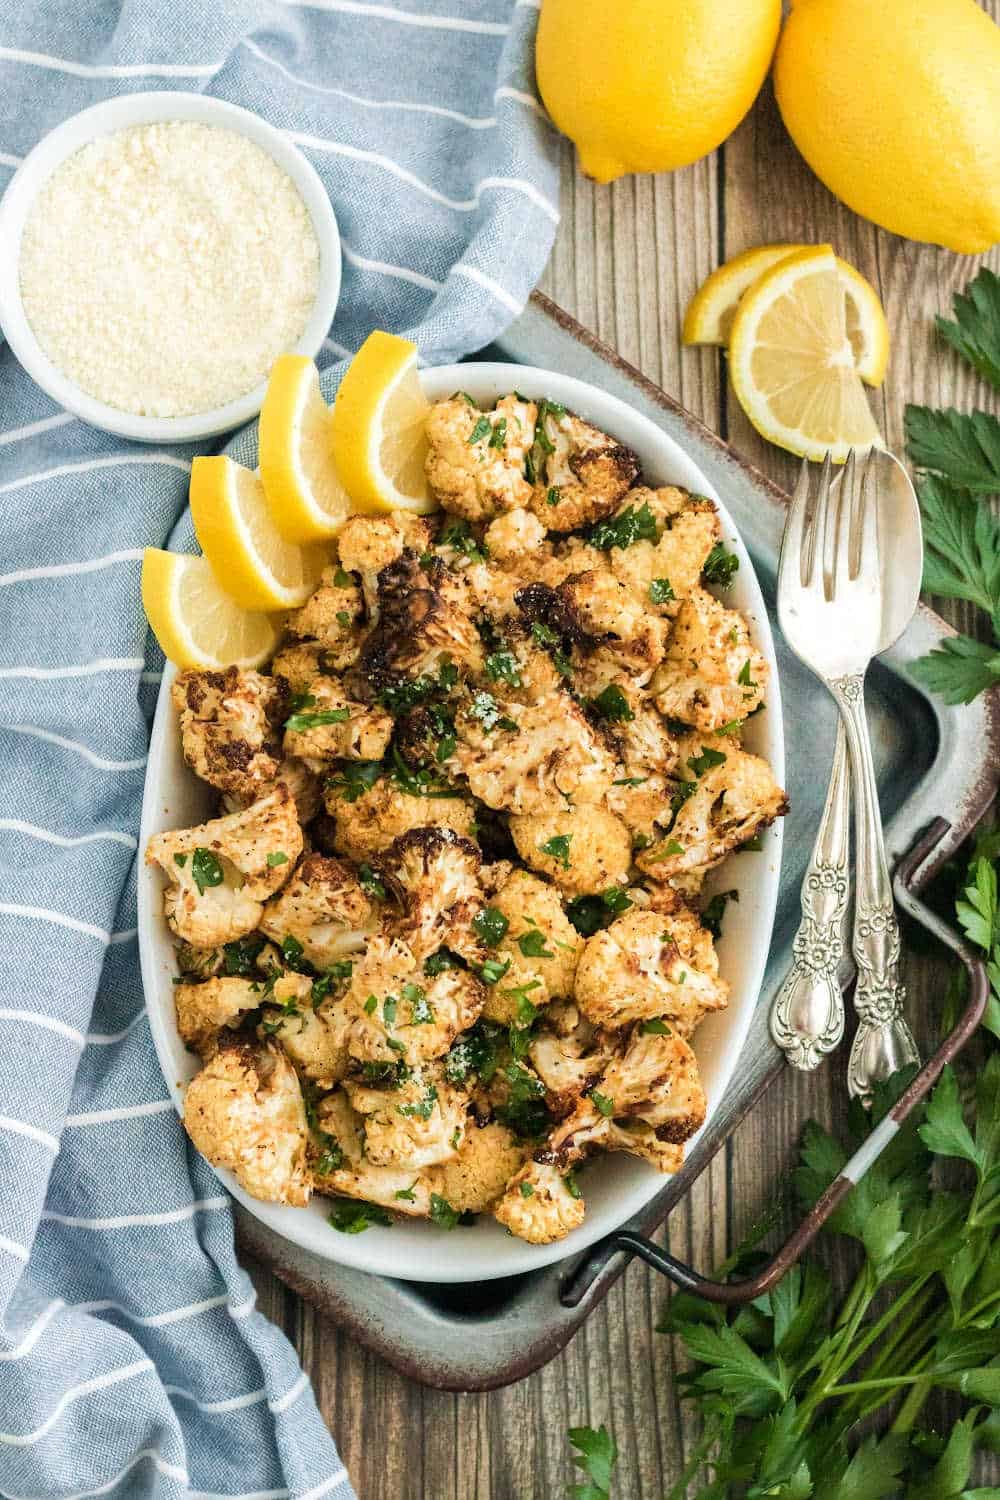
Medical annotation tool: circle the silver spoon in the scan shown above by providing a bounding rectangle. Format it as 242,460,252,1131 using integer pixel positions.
770,451,923,1088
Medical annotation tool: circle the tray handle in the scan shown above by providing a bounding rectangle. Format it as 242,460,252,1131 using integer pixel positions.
560,817,989,1309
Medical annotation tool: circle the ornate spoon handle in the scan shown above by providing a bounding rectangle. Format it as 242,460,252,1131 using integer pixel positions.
770,721,850,1069
831,671,920,1098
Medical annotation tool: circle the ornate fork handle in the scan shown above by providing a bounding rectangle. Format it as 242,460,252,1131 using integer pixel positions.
770,722,850,1069
831,671,920,1098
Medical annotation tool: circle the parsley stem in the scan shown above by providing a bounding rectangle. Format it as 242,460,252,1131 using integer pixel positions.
887,1360,936,1436
663,1414,724,1500
829,1283,938,1435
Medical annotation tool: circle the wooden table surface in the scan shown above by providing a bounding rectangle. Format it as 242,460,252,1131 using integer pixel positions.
245,50,1000,1499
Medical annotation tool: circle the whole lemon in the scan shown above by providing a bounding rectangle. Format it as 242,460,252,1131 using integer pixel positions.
774,0,1000,253
535,0,781,184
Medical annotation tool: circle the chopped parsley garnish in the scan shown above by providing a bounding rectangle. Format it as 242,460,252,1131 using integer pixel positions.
702,541,740,588
520,1181,535,1198
742,833,764,852
649,577,675,604
687,745,728,776
613,775,647,787
329,1199,392,1234
530,621,558,646
280,935,310,972
669,780,698,819
394,1182,418,1202
590,684,635,723
444,1019,504,1085
358,863,386,901
222,935,266,977
488,417,507,450
539,833,572,868
429,1193,460,1230
640,1018,671,1036
327,760,382,803
335,610,351,627
546,486,560,507
532,397,566,455
517,929,554,959
591,1091,614,1118
484,650,521,686
360,1059,411,1089
409,992,435,1024
473,907,509,947
190,847,223,895
424,948,461,977
440,518,488,563
397,1084,438,1121
333,567,354,588
738,659,757,689
266,851,288,868
285,707,350,732
645,838,686,864
311,961,352,1005
714,719,744,737
478,955,512,986
383,996,398,1026
363,994,378,1015
314,1144,344,1176
588,501,658,551
388,745,453,799
702,889,739,938
452,390,477,406
173,853,187,868
467,415,492,445
566,887,634,937
496,1062,550,1139
564,1171,582,1200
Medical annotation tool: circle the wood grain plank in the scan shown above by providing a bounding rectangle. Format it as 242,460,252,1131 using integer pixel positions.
251,26,1000,1488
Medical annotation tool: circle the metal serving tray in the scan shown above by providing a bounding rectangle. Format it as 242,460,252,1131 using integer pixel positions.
235,292,1000,1391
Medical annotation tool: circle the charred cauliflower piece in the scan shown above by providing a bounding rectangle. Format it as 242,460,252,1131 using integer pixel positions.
638,735,787,887
183,1041,310,1206
425,394,536,522
344,934,486,1065
147,788,302,947
600,1030,706,1142
260,977,351,1088
344,1063,468,1168
527,406,639,534
380,826,483,963
283,677,393,766
285,564,363,657
574,907,729,1033
174,976,261,1055
360,551,482,699
484,506,546,561
337,512,433,620
311,1091,439,1216
509,806,631,897
453,694,616,816
172,667,285,800
436,1121,526,1213
494,1160,585,1244
555,569,667,675
480,869,581,1023
651,588,768,732
259,853,375,968
271,641,337,695
527,1015,615,1118
608,488,722,614
325,776,476,863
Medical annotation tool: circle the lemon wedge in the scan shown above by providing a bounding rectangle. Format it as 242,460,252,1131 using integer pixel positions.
141,550,281,670
331,330,436,514
259,355,352,542
727,245,883,464
189,455,327,611
684,244,889,387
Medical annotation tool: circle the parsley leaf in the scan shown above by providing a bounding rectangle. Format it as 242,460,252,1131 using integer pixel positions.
701,888,738,938
905,405,1000,494
484,649,521,686
472,906,509,947
285,707,350,731
688,745,727,776
649,577,675,603
936,266,1000,391
517,929,553,959
191,847,223,895
328,1199,392,1234
702,540,740,587
429,1193,459,1230
910,635,1000,704
467,415,492,445
568,1425,618,1500
590,684,635,723
587,501,658,551
539,833,572,868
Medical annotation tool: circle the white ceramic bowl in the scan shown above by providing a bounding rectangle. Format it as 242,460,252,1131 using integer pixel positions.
138,363,785,1282
0,92,342,443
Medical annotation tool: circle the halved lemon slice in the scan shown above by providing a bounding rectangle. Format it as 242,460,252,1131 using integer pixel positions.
189,455,327,611
141,550,281,670
683,245,800,346
331,330,436,514
727,245,883,464
684,244,889,387
259,355,352,542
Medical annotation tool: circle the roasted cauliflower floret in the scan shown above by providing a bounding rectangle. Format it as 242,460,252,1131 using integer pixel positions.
425,394,536,522
555,570,667,674
172,667,285,800
528,1017,615,1118
509,806,631,896
311,1090,440,1216
261,978,351,1088
651,588,768,732
183,1041,310,1206
221,756,322,827
607,488,722,614
344,1064,468,1168
283,677,393,765
147,788,302,947
527,406,639,534
480,869,581,1023
343,933,485,1064
360,551,483,697
436,1121,526,1213
380,826,483,963
574,907,729,1033
638,735,788,887
259,853,375,968
325,776,476,863
453,695,616,815
271,641,334,695
336,512,433,620
285,564,363,655
174,976,261,1055
599,1031,706,1141
484,506,546,561
494,1159,585,1243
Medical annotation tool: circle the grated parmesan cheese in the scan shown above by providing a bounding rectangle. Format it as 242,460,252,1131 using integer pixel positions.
19,121,320,418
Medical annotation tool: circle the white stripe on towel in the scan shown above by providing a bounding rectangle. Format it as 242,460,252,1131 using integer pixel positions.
7,725,147,772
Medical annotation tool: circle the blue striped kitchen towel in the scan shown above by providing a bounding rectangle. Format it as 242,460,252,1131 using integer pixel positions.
0,3,559,1496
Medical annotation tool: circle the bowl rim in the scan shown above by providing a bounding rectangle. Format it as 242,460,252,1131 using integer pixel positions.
138,359,785,1282
0,91,342,443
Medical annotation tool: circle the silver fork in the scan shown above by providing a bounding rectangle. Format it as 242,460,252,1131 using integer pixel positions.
777,449,920,1098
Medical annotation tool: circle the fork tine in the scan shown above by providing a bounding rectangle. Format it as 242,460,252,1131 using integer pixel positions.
802,452,831,587
810,451,836,596
831,448,857,598
779,456,812,588
855,446,880,584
